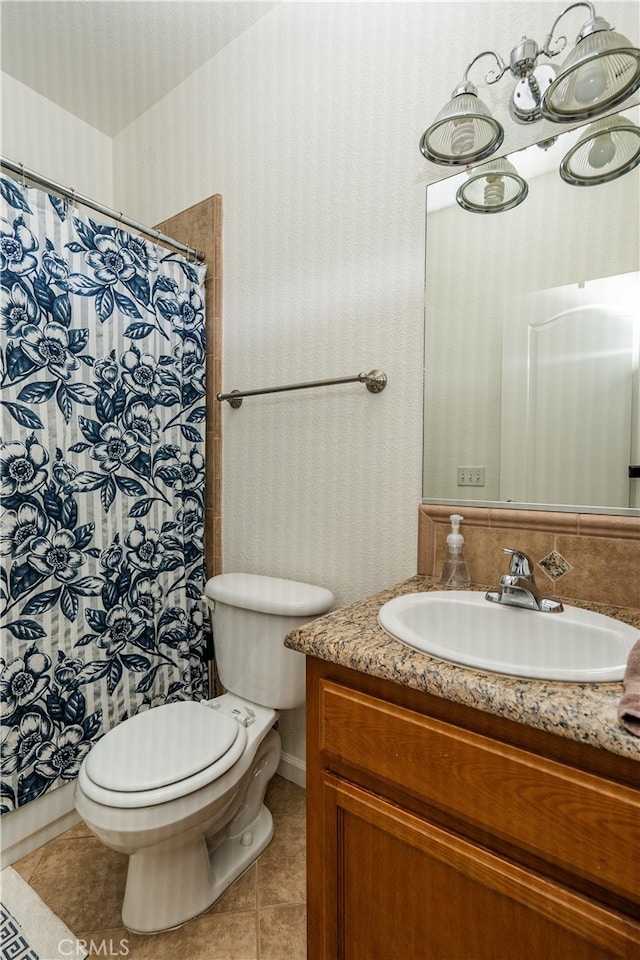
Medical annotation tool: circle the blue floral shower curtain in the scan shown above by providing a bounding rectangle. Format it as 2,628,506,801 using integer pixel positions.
0,175,208,813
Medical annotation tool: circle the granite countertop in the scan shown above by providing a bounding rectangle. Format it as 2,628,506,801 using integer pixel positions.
285,576,640,762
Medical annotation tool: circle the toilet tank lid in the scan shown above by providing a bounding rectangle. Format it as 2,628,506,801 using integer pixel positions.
205,573,333,616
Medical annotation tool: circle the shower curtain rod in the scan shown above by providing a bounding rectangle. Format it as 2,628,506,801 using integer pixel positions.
0,156,205,262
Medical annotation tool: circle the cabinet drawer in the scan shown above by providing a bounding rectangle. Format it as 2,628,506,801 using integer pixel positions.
319,680,640,905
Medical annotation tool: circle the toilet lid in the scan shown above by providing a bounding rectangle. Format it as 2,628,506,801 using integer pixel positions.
85,701,240,792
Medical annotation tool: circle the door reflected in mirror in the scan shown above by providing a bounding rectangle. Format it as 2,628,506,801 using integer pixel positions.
423,107,640,514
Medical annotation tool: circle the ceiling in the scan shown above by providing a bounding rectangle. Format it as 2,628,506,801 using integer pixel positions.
0,1,279,136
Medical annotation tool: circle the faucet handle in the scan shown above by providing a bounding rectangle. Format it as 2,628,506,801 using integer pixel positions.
502,547,535,580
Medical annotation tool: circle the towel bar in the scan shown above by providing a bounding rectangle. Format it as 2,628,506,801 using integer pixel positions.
216,370,387,408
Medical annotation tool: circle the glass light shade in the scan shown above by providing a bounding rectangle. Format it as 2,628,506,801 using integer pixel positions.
456,157,529,213
559,114,640,184
420,85,504,165
541,20,640,122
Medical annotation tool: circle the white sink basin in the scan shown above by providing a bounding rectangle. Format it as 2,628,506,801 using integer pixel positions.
378,591,638,682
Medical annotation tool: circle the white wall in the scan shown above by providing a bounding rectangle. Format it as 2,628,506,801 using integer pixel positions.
1,72,113,203
113,0,435,608
109,0,640,768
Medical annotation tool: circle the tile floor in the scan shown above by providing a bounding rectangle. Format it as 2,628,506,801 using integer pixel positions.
12,775,307,960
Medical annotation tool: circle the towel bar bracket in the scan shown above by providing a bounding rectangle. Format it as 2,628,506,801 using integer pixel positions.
362,369,387,394
226,391,244,409
217,369,387,408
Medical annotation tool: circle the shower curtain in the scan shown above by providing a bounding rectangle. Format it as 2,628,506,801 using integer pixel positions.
0,175,208,813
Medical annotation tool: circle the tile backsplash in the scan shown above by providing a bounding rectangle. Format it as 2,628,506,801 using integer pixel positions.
418,504,640,609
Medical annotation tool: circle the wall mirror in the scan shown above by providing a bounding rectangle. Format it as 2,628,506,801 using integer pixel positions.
423,105,640,515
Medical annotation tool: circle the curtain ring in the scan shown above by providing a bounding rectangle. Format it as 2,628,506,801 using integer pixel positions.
19,163,26,186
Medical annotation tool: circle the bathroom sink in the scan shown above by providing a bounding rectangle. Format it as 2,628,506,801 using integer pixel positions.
378,591,638,682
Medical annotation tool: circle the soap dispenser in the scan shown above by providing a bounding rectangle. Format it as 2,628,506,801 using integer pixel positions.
439,514,471,588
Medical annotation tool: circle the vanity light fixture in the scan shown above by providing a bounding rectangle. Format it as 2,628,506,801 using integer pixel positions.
456,157,529,213
541,10,640,121
559,113,640,183
420,2,640,166
418,62,505,166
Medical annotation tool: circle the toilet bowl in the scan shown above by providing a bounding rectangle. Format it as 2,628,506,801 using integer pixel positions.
74,573,333,934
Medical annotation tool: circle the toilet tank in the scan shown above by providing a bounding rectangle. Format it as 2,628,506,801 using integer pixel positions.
205,574,334,709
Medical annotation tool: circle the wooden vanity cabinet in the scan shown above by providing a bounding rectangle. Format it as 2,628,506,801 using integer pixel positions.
306,658,640,960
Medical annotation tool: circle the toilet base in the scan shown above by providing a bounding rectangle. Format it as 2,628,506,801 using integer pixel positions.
122,804,274,934
121,727,281,933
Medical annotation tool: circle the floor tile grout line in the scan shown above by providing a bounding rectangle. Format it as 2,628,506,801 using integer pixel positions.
255,906,262,960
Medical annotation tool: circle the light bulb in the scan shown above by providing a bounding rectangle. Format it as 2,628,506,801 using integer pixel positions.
450,118,476,157
484,175,505,206
587,132,616,168
573,58,608,104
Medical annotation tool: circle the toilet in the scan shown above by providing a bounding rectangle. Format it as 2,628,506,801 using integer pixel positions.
74,573,333,934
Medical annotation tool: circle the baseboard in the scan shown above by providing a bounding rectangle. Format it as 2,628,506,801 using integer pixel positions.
277,751,306,789
1,781,80,868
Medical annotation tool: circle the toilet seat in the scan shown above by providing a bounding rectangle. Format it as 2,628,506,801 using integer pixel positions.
79,701,248,809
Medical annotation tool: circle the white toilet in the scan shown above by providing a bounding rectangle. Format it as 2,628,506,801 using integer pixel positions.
74,573,333,934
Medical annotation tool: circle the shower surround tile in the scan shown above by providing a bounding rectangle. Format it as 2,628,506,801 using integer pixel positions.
158,194,223,579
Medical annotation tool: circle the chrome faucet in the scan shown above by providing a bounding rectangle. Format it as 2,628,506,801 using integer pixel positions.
485,548,564,613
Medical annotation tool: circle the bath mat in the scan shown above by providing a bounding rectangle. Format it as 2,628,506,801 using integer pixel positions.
0,866,87,960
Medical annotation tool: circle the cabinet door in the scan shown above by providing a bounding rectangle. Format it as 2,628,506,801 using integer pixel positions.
316,775,640,960
319,679,640,905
